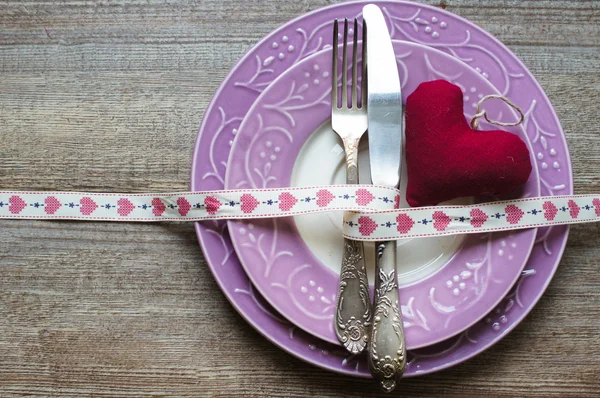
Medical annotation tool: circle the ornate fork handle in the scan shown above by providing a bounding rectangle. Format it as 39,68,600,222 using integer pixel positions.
331,17,370,355
368,241,406,392
334,137,372,354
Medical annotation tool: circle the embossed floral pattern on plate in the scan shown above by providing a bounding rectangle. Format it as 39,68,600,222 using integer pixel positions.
192,1,571,377
225,41,540,349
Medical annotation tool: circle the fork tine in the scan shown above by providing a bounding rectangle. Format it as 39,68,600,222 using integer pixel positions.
351,18,358,108
332,20,338,109
361,19,367,109
342,18,348,109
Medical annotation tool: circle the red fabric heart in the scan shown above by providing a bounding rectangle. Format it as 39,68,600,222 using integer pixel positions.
405,80,532,207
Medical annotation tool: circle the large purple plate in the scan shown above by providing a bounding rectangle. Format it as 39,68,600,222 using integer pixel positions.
224,41,540,349
192,1,571,377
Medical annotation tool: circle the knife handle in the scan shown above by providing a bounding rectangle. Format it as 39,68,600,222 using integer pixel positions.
368,240,406,392
334,137,372,354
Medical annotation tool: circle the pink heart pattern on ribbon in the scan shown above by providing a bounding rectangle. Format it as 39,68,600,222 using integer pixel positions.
568,199,580,219
470,208,488,228
505,205,524,224
432,211,451,231
316,189,335,207
240,194,259,214
80,197,98,216
9,196,26,214
396,214,414,234
117,198,135,216
177,197,192,216
358,216,377,236
356,189,374,206
152,198,166,216
543,201,558,221
204,196,221,215
279,192,297,211
45,196,62,215
394,195,400,209
1,187,599,241
593,198,600,216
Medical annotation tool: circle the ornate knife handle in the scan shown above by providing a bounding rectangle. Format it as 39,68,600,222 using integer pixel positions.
368,240,406,392
334,137,372,354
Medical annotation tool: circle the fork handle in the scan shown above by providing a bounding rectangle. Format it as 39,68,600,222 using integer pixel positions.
368,240,406,392
343,137,360,185
334,137,372,354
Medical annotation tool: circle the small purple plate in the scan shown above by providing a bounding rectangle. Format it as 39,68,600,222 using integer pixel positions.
192,1,571,377
225,40,540,349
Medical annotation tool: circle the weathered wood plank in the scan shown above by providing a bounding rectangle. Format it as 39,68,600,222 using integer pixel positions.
0,0,599,396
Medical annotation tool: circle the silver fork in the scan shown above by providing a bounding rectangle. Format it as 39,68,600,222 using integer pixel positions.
332,18,371,355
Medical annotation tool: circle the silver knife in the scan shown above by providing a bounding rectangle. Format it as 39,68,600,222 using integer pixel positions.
363,4,407,393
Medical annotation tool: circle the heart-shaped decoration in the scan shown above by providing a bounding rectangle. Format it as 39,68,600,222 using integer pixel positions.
593,198,600,216
204,196,221,215
568,199,580,219
394,195,400,209
396,213,414,234
117,198,135,216
470,208,488,228
355,189,374,206
405,80,532,207
432,211,451,231
80,197,98,215
543,201,558,221
358,216,378,236
177,197,192,216
240,194,259,214
152,198,166,216
44,196,61,215
9,196,26,214
316,189,335,207
505,204,524,224
278,192,297,211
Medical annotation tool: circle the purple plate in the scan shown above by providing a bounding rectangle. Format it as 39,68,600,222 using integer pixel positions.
224,40,540,349
192,1,571,377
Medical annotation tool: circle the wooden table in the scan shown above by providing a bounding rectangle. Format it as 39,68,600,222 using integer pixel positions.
1,1,599,396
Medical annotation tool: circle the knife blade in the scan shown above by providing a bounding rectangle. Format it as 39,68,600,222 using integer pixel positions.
363,4,407,392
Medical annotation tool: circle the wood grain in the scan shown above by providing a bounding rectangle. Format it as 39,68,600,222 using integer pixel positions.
0,0,599,396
